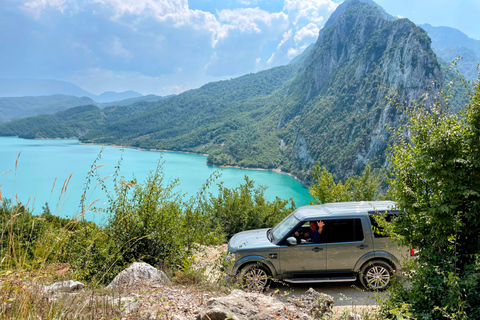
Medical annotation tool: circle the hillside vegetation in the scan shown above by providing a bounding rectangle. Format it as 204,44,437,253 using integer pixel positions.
0,95,96,123
0,0,472,184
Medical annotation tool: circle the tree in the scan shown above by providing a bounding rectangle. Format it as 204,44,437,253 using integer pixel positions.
207,176,295,239
384,76,480,319
309,163,382,204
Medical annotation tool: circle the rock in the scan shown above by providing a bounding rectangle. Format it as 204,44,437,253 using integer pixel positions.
113,296,139,315
349,312,363,320
197,289,312,320
107,262,170,289
44,280,85,293
288,288,334,318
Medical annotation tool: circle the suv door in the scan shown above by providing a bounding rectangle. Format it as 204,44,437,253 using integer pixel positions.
325,217,373,274
279,241,327,278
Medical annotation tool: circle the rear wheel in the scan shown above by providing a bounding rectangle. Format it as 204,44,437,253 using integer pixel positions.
238,263,271,291
360,260,393,291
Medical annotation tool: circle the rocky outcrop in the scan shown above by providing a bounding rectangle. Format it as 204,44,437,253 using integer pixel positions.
197,288,335,320
107,262,170,289
43,280,85,294
287,287,334,318
279,0,443,179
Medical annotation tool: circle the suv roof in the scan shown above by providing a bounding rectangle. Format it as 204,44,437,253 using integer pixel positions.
293,201,397,221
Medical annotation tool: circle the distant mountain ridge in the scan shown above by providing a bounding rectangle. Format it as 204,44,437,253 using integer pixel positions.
420,24,480,80
0,0,460,183
0,79,143,103
95,91,143,103
0,95,96,123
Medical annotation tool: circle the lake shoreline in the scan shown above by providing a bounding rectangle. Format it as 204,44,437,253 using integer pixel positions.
79,142,307,187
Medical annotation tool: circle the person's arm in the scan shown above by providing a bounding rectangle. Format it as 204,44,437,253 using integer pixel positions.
311,221,325,243
317,220,325,233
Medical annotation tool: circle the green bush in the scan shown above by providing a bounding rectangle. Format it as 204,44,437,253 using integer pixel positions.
309,163,383,204
206,176,295,239
384,74,480,319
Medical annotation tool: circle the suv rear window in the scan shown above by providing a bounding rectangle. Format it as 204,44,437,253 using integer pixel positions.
368,211,398,238
325,218,364,243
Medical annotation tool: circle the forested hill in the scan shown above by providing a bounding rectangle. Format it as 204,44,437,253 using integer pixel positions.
0,63,300,142
0,95,96,123
0,0,460,183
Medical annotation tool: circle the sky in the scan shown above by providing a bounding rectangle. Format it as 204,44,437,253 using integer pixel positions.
1,0,479,96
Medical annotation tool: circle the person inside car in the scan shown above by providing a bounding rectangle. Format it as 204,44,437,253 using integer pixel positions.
294,220,325,243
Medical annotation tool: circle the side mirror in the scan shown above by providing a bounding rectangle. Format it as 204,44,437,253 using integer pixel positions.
286,237,297,246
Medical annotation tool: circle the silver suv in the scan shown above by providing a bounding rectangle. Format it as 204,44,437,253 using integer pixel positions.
226,201,408,290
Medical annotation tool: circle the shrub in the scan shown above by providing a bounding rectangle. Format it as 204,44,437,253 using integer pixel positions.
384,74,480,319
206,176,295,239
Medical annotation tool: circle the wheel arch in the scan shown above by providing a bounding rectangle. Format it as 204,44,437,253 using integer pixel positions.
354,251,401,273
233,255,277,277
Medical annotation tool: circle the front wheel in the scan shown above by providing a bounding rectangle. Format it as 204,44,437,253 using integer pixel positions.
238,263,271,291
360,260,393,291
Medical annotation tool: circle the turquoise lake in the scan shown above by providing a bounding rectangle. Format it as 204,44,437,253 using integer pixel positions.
0,137,312,223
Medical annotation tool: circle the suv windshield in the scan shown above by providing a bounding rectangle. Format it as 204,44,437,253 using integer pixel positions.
271,213,299,242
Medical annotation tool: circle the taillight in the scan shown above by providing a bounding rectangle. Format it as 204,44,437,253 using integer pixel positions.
410,244,415,256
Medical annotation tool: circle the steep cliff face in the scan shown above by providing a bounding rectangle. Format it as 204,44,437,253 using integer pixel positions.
278,0,442,180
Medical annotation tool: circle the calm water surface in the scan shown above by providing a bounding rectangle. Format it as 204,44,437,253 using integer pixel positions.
0,137,312,223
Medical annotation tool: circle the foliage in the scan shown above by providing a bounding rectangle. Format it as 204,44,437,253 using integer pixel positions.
206,176,296,239
309,163,383,204
383,74,480,319
1,147,295,285
0,199,77,270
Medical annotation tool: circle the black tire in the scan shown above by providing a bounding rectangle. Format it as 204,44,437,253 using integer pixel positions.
359,260,393,291
238,263,271,291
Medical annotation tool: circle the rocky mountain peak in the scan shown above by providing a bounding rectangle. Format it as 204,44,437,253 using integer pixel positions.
302,0,440,102
278,0,443,179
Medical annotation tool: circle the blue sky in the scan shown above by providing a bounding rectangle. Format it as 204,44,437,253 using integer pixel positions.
1,0,479,96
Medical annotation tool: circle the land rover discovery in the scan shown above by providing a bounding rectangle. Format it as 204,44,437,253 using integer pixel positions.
226,201,408,290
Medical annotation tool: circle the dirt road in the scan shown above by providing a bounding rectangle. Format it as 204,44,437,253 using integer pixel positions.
274,281,385,307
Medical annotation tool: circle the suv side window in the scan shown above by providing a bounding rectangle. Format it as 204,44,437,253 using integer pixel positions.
325,218,364,243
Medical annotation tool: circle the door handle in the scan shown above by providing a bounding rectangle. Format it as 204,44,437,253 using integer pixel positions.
357,244,368,250
312,247,323,252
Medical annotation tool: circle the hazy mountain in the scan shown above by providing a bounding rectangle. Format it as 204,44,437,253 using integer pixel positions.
420,24,480,80
0,79,95,99
95,91,143,103
0,0,456,182
99,94,173,108
0,79,144,103
0,95,96,123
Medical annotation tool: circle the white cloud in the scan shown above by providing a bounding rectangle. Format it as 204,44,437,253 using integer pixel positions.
23,0,67,17
294,23,319,43
218,7,288,33
105,36,132,59
16,0,341,92
283,0,337,26
267,29,292,64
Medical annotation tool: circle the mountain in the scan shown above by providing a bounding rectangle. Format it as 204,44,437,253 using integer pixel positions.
0,79,145,103
0,0,450,183
0,64,299,139
95,91,143,103
0,102,161,139
0,95,96,123
0,79,95,99
420,24,480,80
99,94,174,108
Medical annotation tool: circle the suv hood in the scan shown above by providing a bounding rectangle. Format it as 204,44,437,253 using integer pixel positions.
228,228,274,251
